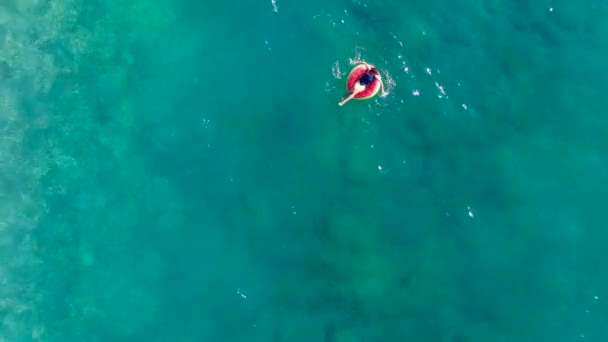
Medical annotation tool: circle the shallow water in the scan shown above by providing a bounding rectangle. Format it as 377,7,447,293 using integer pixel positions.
1,0,608,341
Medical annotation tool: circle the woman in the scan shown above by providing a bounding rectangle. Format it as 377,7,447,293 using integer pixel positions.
338,62,384,106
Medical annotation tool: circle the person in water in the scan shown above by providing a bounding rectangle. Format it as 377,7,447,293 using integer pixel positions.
338,62,385,106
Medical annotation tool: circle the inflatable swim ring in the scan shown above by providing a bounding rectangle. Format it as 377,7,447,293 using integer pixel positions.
346,63,382,100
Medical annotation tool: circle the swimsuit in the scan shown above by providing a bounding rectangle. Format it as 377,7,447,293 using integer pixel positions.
359,73,375,86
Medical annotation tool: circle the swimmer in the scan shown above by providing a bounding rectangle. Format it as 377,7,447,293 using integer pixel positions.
338,62,385,106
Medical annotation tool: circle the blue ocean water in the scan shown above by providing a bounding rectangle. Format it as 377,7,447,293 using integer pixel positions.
1,0,608,341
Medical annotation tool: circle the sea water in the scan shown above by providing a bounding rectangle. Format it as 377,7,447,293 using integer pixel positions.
1,0,607,341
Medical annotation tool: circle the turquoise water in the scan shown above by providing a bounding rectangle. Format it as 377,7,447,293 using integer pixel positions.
2,0,608,340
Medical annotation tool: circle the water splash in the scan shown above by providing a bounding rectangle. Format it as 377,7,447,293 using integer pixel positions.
381,70,395,98
332,61,343,79
348,51,364,65
390,32,404,47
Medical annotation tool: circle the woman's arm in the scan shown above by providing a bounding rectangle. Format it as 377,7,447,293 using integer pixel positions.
358,61,371,69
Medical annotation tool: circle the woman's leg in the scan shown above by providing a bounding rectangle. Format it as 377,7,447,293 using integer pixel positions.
339,83,366,106
338,91,356,106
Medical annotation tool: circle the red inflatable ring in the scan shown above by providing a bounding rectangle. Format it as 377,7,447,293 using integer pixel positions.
346,63,382,100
